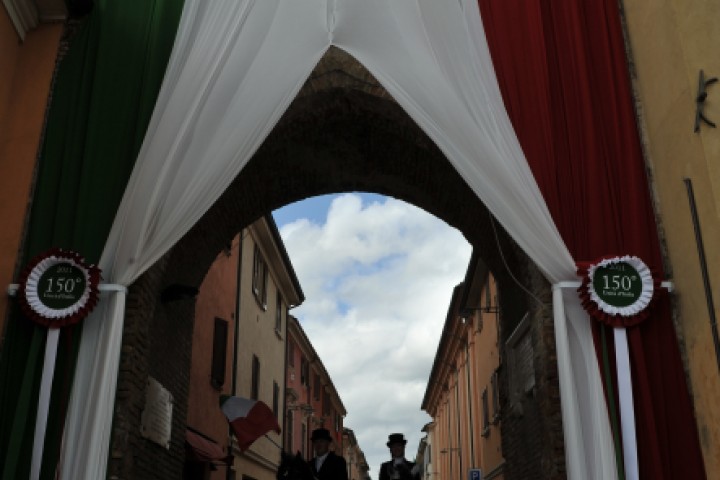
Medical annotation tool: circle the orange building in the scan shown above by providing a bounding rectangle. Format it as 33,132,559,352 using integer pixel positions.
0,4,64,335
422,254,504,480
186,215,304,480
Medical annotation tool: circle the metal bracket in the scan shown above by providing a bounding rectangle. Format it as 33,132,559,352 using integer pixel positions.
695,69,718,132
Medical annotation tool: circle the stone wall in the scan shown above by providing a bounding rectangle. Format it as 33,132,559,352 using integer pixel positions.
108,47,566,480
498,256,565,480
109,254,196,480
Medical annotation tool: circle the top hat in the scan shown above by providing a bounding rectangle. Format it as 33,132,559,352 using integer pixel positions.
311,428,332,442
386,433,407,447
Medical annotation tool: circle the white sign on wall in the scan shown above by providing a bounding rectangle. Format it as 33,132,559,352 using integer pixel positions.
140,377,174,449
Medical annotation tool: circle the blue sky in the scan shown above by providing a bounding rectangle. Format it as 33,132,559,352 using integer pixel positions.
272,192,472,479
273,192,387,227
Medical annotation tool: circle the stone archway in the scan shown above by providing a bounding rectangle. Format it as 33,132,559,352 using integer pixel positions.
109,48,565,480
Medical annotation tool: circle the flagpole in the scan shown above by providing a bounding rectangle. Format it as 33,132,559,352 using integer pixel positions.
264,433,283,451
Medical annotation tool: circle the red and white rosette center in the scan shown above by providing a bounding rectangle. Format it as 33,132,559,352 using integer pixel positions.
18,248,101,328
578,255,660,328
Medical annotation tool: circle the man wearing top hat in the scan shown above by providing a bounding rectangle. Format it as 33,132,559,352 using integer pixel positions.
309,427,348,480
379,433,421,480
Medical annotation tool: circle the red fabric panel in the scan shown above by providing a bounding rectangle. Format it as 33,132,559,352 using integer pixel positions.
478,1,706,478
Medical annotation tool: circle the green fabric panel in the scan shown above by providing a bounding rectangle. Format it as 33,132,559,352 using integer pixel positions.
0,325,43,480
0,1,184,478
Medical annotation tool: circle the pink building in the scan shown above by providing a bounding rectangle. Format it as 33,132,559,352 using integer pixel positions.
285,315,346,460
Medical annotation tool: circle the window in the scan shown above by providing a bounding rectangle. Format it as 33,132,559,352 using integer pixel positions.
313,374,321,400
273,381,280,418
301,358,309,386
301,424,307,458
210,318,228,390
275,292,283,332
286,410,294,451
252,245,268,309
481,388,490,437
251,355,260,400
491,370,501,423
485,279,493,310
323,390,330,416
288,341,295,367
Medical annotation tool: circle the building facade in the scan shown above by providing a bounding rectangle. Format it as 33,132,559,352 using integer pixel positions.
422,255,505,480
620,3,720,473
186,216,304,480
0,3,64,334
418,424,434,480
285,315,346,460
342,428,370,480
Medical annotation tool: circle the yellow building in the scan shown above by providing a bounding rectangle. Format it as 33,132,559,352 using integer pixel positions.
422,255,504,480
231,217,304,480
621,2,720,473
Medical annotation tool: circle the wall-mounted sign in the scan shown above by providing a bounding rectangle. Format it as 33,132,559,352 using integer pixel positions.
140,377,174,449
577,255,660,327
17,248,101,328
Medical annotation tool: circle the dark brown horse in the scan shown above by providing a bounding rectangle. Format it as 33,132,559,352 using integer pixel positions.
277,451,317,480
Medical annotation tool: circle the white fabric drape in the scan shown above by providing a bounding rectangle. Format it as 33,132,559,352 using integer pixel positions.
60,1,616,479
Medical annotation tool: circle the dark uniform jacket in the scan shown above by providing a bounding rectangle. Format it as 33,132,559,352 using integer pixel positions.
310,451,348,480
379,459,420,480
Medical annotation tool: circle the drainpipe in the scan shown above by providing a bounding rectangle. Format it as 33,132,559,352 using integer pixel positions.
455,368,462,478
684,178,720,374
447,400,453,480
465,338,475,466
227,231,244,480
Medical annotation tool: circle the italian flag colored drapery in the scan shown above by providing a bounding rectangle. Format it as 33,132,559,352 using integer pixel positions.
0,1,705,479
0,2,183,479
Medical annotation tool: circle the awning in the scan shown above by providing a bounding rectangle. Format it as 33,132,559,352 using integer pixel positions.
185,430,227,463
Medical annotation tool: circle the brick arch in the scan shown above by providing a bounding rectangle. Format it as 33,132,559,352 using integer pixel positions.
110,48,564,480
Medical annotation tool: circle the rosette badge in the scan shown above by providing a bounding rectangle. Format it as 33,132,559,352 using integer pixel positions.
577,255,661,328
18,248,101,328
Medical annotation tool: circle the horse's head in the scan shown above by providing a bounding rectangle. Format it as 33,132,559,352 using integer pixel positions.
277,451,316,480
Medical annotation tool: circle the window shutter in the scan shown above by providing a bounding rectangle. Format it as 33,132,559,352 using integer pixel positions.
210,318,228,389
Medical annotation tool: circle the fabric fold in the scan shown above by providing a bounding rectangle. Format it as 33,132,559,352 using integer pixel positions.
60,1,616,479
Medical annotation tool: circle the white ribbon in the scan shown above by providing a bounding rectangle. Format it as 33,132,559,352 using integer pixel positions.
614,327,638,480
5,283,126,480
29,328,60,480
553,281,672,480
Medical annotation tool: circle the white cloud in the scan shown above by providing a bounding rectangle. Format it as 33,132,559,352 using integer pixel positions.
277,193,471,478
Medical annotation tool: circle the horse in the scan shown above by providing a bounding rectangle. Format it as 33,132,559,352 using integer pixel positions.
277,451,318,480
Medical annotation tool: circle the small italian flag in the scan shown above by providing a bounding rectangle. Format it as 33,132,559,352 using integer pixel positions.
220,396,281,451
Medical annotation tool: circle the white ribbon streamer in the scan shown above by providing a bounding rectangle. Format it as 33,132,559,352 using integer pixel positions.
614,327,638,480
29,328,60,480
554,281,670,480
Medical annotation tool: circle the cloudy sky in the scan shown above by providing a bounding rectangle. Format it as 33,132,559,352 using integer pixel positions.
273,192,472,479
